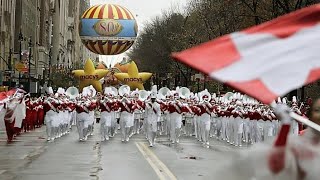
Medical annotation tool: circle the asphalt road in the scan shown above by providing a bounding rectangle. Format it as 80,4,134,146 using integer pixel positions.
0,124,243,180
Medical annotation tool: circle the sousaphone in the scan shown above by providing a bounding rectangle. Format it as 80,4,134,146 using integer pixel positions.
158,87,170,100
119,85,130,96
138,90,149,101
66,87,79,99
178,87,191,99
223,92,234,101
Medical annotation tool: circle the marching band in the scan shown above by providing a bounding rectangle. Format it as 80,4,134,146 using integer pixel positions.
0,85,308,148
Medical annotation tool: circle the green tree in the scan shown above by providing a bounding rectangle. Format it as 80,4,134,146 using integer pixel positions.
128,0,318,92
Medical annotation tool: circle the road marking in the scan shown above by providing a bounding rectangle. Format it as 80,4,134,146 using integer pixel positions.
136,142,166,180
140,143,177,180
136,142,177,180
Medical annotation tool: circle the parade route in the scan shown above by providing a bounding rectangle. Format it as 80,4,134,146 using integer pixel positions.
0,124,242,180
0,0,318,179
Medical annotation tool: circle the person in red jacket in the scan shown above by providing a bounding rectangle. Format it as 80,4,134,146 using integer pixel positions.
267,97,320,179
3,98,19,142
37,99,44,127
24,96,33,132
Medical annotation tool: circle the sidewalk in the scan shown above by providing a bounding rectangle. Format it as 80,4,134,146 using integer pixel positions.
0,126,48,179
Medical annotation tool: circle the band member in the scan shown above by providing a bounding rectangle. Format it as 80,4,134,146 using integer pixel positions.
13,93,26,135
145,93,161,147
183,99,194,137
43,96,59,141
99,95,114,141
167,92,183,144
132,91,144,135
198,90,213,146
118,93,134,142
87,98,97,137
76,99,89,141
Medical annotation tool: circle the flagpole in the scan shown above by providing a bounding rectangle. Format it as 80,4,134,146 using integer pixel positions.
289,112,320,133
270,103,320,133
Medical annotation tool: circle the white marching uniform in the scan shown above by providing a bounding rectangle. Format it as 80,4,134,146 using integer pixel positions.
145,100,161,147
119,98,134,142
99,98,114,141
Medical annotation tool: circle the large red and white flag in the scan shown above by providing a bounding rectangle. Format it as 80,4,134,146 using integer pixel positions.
172,4,320,104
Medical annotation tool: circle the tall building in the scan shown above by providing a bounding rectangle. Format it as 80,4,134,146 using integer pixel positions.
0,0,98,90
0,0,17,85
37,0,51,80
13,0,42,91
51,0,69,66
78,0,98,64
51,0,97,69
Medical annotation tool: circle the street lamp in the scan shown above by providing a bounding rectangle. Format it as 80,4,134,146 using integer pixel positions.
28,36,33,92
48,48,52,85
8,48,12,87
18,31,23,84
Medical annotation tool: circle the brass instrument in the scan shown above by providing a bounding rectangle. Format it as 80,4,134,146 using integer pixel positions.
178,87,190,99
138,90,149,102
66,87,79,99
104,86,118,96
157,87,170,100
199,90,211,102
119,85,130,97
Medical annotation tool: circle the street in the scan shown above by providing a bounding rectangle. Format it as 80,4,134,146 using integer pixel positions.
0,124,242,180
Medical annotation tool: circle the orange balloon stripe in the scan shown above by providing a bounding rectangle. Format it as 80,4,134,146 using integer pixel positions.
115,41,128,54
108,4,113,19
89,6,99,18
110,42,120,54
84,44,95,54
88,42,100,54
113,5,124,19
119,6,132,20
110,5,118,19
102,42,109,55
123,43,133,52
116,6,126,19
113,41,124,54
120,6,134,19
107,41,114,55
124,41,133,51
82,8,91,18
102,5,109,19
93,41,103,54
82,4,134,20
92,5,103,19
98,4,106,19
86,44,97,54
82,5,98,18
97,41,106,54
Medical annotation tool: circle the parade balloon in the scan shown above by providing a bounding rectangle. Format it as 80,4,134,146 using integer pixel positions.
114,62,130,73
79,4,138,55
104,67,121,86
72,59,108,92
114,61,152,90
96,62,107,69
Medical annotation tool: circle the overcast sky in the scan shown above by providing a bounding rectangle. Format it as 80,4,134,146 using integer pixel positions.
90,0,188,66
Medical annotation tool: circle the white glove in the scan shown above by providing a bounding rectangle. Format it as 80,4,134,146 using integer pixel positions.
273,104,292,123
